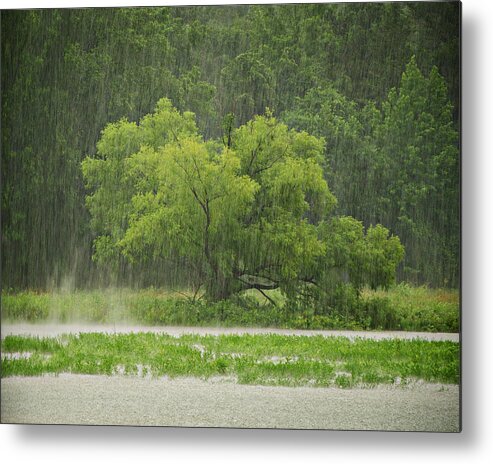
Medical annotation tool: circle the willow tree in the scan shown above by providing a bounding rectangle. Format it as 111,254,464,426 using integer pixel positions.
82,98,403,302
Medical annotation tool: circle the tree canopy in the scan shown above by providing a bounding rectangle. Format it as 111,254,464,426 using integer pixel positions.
82,99,404,302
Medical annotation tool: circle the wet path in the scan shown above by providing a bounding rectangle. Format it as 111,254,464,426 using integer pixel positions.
1,374,460,431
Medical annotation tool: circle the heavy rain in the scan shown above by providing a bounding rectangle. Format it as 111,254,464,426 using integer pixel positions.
1,2,460,431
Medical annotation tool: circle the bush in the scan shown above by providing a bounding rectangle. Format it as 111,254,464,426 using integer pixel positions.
325,284,360,318
358,296,397,330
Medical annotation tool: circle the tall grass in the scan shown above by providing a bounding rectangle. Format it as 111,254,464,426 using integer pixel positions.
361,284,459,332
1,284,459,333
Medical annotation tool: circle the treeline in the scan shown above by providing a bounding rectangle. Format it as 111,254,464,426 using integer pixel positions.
1,3,460,290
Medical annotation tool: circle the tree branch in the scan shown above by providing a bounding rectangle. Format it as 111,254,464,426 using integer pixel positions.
256,288,277,306
251,144,289,176
236,275,279,291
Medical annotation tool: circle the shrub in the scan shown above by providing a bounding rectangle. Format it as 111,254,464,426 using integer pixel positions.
359,296,398,330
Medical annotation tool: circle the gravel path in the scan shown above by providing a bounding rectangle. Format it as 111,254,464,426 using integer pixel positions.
0,374,460,431
1,323,459,342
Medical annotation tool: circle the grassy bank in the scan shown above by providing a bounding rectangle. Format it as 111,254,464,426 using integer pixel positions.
1,284,459,332
1,333,459,387
361,285,459,332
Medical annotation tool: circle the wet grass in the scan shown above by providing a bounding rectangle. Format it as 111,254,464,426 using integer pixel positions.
1,285,459,333
1,333,459,388
363,284,460,332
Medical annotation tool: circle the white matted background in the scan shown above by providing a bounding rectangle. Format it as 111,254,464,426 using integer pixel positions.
0,0,490,462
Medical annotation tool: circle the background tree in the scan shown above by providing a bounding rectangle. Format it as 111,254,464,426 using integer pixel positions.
283,58,459,286
376,57,459,285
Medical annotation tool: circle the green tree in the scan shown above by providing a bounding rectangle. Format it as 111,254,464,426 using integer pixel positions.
283,58,459,287
82,99,403,302
377,57,459,285
282,86,383,223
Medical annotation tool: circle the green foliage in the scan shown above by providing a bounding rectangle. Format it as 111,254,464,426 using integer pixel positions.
376,57,459,285
84,101,255,298
2,4,459,291
358,297,397,331
1,332,460,386
1,292,50,321
285,58,459,287
319,217,404,291
2,285,459,333
82,99,406,302
220,50,275,126
363,284,459,332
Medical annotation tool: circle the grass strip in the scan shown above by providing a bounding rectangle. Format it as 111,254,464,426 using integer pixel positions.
1,285,460,332
1,333,459,388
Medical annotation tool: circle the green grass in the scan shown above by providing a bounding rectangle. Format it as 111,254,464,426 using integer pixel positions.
1,284,459,332
361,284,460,332
1,288,190,324
1,333,459,388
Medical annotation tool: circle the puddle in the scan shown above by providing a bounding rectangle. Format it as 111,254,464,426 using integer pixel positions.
2,352,34,360
261,355,299,364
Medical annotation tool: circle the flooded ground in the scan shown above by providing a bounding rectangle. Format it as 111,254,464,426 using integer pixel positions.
1,323,460,431
1,374,460,431
0,323,459,342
